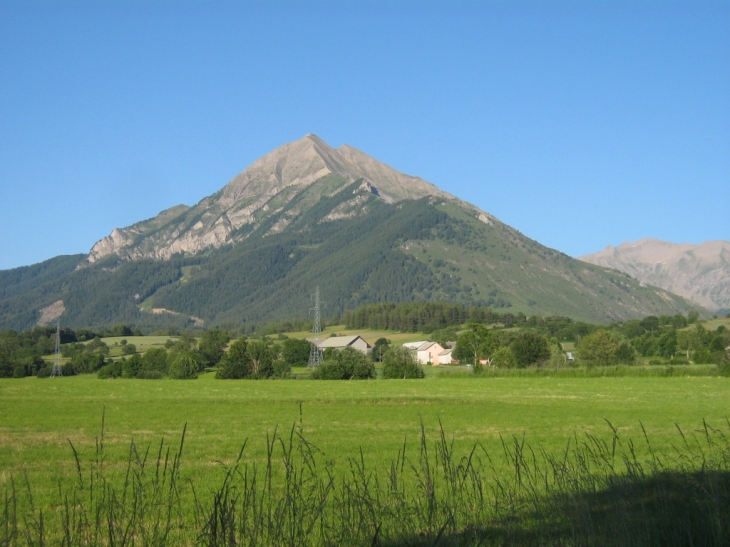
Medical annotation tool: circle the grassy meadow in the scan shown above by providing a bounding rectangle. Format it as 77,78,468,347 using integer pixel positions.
2,374,729,495
2,373,729,544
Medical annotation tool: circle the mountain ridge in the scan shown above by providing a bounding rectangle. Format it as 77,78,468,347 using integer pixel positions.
579,238,730,312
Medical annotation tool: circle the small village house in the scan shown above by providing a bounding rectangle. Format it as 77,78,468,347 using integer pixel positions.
317,335,372,355
402,341,446,365
438,348,455,365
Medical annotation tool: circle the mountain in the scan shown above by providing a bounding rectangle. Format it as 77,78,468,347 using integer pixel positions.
87,134,486,263
579,239,730,313
0,135,702,332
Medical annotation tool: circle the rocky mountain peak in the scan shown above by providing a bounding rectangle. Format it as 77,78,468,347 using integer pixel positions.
87,135,491,263
219,134,451,205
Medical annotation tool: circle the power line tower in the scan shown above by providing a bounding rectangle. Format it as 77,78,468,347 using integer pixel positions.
307,286,324,367
50,319,63,377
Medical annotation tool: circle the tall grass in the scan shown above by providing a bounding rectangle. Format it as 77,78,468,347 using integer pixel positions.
3,413,729,546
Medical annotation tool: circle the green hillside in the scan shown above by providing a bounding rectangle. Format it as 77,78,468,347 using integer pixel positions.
0,192,699,332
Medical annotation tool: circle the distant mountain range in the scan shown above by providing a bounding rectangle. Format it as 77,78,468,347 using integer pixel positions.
580,239,730,313
0,135,701,331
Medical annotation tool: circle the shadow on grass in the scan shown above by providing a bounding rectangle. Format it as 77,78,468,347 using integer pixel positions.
380,470,730,546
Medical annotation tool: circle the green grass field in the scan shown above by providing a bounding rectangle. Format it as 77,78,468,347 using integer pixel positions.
2,374,729,545
2,374,728,500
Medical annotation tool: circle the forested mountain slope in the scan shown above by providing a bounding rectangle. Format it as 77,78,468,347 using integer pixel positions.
0,136,701,331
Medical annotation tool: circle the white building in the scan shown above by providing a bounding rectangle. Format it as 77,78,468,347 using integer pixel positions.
402,341,446,365
438,348,455,365
317,335,372,355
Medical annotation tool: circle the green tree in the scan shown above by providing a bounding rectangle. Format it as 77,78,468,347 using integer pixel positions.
656,330,677,358
168,351,201,379
381,346,424,379
453,324,495,366
490,346,517,368
121,343,137,355
247,340,275,378
372,338,391,362
122,354,143,378
216,339,251,379
198,328,231,368
281,338,311,367
510,331,551,367
640,316,660,333
430,327,458,347
142,348,168,374
677,328,699,360
578,330,619,367
167,333,197,356
615,342,636,365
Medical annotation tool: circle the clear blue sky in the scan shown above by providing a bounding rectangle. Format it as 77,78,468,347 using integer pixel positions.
1,0,728,270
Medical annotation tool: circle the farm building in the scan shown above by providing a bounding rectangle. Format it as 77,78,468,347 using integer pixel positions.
317,335,372,355
402,341,446,365
438,348,455,365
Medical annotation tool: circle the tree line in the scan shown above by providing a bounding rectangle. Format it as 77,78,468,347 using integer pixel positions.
1,308,728,380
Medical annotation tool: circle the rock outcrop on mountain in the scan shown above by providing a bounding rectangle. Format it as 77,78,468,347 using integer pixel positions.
579,239,730,311
88,134,487,263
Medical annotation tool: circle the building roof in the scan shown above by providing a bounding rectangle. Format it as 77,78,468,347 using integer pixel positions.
402,341,440,351
317,335,371,349
402,341,428,350
438,349,452,356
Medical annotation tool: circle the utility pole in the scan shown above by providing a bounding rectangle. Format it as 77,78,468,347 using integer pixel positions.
50,319,63,377
307,286,324,367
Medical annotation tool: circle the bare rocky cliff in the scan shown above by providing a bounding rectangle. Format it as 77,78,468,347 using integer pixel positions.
579,239,730,311
88,134,492,263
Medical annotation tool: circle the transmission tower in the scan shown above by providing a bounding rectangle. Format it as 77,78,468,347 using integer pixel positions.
307,286,324,367
50,319,63,377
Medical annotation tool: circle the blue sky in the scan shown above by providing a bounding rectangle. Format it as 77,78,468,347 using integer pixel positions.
1,0,728,270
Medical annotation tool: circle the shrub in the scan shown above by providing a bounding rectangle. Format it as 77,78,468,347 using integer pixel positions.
312,361,348,380
36,366,51,378
693,347,715,364
97,362,122,379
61,362,76,376
136,370,164,379
312,347,375,380
122,354,143,378
272,359,291,378
381,346,424,379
